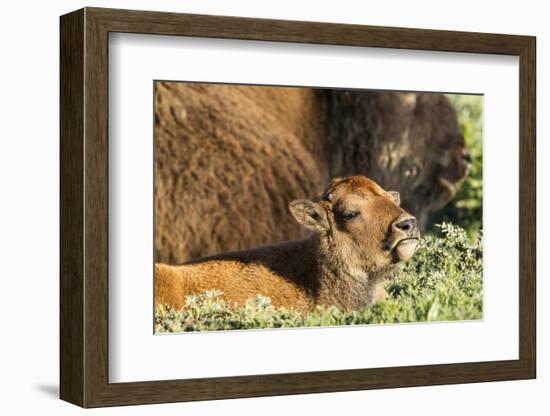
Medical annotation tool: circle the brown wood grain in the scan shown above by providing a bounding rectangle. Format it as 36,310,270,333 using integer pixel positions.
59,7,537,408
59,8,84,406
518,37,537,376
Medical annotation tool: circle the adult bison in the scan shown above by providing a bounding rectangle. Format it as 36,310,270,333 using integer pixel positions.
155,83,470,264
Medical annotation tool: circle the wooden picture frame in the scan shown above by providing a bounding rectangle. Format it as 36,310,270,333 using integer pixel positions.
60,7,536,408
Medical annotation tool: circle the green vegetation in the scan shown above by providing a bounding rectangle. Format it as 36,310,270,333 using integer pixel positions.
428,94,483,238
155,223,482,333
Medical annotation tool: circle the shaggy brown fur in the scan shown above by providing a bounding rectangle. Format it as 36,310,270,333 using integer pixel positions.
155,176,420,312
155,83,469,264
317,90,470,222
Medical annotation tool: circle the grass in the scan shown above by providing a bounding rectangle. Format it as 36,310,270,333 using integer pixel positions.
155,223,483,333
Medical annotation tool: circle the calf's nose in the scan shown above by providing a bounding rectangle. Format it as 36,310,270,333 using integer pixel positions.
393,216,418,235
396,217,417,231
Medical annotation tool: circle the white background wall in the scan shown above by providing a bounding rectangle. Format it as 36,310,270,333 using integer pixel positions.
0,0,545,414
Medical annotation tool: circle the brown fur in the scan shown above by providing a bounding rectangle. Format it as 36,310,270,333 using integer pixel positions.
317,90,470,223
155,83,469,264
155,176,420,312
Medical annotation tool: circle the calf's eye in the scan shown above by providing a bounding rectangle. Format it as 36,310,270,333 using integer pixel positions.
342,211,360,221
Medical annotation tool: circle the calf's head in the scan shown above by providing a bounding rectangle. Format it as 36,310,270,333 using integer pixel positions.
289,175,420,272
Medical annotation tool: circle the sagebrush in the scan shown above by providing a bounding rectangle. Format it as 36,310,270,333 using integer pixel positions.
155,223,483,333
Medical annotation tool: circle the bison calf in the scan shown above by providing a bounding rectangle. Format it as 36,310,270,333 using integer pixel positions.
155,176,420,312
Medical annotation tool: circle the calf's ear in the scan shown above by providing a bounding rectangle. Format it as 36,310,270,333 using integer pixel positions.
289,200,329,231
387,191,401,206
